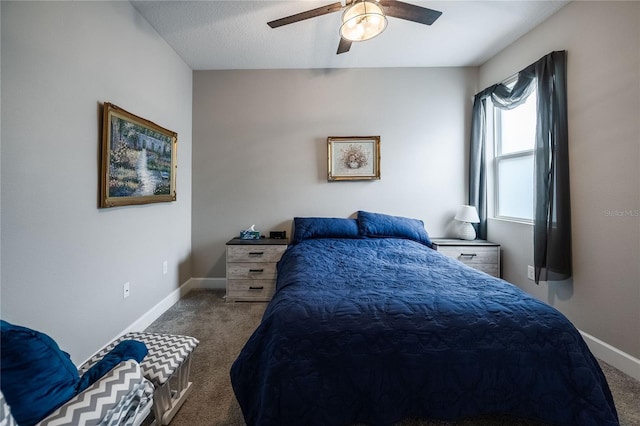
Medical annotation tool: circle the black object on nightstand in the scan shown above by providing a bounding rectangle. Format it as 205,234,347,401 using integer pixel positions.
269,230,287,239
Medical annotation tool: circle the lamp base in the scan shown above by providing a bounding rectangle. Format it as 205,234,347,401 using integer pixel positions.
457,222,476,240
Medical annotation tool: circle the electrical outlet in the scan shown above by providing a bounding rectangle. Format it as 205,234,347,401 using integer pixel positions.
162,260,168,275
527,265,535,281
123,282,130,299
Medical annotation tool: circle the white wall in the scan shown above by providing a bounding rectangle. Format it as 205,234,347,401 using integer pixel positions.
1,1,193,363
192,68,477,277
479,1,640,360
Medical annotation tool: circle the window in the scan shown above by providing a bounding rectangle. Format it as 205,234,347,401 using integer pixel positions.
493,86,537,222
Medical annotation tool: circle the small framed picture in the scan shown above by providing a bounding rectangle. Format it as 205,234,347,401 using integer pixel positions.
100,103,177,208
327,136,380,181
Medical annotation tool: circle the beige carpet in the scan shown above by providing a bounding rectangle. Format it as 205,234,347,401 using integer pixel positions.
144,289,640,426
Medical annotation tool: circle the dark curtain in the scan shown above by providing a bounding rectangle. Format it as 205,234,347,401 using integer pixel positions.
468,95,488,240
468,50,571,283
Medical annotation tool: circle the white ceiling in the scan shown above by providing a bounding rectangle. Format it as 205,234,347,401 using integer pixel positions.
131,0,568,70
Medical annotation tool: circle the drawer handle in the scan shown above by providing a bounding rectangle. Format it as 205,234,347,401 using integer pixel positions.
249,286,264,290
249,268,264,273
460,253,477,258
249,252,264,256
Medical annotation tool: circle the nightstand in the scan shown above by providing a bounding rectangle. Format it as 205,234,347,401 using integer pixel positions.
225,238,287,302
431,238,501,278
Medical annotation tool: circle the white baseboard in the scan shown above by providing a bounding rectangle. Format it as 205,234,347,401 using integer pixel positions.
580,330,640,381
123,279,200,334
121,278,225,336
78,279,201,367
84,278,640,383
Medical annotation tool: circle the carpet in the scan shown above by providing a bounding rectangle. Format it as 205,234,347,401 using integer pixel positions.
144,289,640,426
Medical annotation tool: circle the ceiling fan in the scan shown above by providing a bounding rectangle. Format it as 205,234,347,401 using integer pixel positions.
267,0,442,55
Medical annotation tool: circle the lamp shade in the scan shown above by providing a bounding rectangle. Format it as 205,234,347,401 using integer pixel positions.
455,205,480,224
339,0,388,42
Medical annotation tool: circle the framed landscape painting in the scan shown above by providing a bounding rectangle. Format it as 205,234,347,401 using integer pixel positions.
327,136,380,181
100,102,177,208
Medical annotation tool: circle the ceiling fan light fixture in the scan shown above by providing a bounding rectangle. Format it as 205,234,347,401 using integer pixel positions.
339,0,388,42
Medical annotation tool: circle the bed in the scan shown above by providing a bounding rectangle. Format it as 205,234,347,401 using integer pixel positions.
230,212,619,426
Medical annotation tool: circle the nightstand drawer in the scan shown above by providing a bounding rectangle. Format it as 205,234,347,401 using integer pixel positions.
226,238,288,302
227,262,277,280
436,246,499,265
226,279,276,301
430,239,501,278
471,263,499,277
227,245,286,263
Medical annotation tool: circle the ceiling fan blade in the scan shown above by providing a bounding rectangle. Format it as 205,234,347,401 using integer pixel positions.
379,0,442,26
268,2,344,28
337,38,352,54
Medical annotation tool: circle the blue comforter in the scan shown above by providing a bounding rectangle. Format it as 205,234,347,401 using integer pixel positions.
231,238,618,425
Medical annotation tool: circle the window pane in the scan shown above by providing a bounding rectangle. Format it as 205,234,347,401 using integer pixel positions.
499,92,537,155
497,156,533,220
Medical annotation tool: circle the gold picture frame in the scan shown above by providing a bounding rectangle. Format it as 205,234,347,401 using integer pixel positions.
327,136,380,181
100,103,177,208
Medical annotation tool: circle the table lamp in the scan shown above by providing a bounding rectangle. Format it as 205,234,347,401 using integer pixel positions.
455,205,480,240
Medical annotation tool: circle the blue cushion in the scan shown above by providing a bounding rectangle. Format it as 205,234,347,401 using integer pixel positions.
0,320,80,426
292,217,360,244
357,211,432,247
76,340,148,393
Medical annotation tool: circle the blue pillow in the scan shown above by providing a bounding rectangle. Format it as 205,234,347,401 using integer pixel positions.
292,217,360,244
357,211,432,247
76,340,148,393
0,320,80,426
